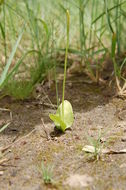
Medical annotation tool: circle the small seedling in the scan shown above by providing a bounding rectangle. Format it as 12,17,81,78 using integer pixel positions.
41,161,53,184
85,130,105,160
49,10,74,132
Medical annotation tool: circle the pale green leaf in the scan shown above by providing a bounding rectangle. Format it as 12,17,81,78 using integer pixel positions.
57,100,74,129
49,114,66,132
49,100,74,132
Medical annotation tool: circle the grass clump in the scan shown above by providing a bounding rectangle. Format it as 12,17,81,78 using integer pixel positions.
84,130,106,161
41,161,54,184
4,81,33,100
0,1,54,99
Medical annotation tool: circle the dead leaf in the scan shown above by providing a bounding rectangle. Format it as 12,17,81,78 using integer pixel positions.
82,145,100,153
82,145,126,155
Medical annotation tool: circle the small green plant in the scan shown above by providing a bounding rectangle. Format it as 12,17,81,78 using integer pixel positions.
87,130,104,160
41,161,53,184
49,10,74,132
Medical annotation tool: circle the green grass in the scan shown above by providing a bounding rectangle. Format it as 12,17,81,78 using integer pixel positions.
41,161,53,184
86,130,105,161
0,0,126,99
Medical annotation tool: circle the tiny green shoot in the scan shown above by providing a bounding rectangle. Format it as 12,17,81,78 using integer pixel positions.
87,130,104,161
49,10,74,132
41,161,53,184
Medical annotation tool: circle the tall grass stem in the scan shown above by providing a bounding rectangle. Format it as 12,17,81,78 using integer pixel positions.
62,10,70,120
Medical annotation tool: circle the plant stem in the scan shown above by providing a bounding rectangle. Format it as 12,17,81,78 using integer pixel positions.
3,2,7,64
104,0,114,34
62,10,70,120
54,62,59,107
116,0,121,54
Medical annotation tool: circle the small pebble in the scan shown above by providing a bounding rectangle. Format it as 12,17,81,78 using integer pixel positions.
0,171,4,176
100,137,106,143
54,137,58,141
124,129,126,133
68,82,73,88
121,136,126,142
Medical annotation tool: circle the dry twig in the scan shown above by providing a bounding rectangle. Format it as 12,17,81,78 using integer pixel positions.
41,118,51,141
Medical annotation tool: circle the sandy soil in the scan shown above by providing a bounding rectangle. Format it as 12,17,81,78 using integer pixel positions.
0,74,126,190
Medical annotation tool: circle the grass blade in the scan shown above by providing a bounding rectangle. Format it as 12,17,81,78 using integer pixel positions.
3,50,41,87
0,123,10,133
0,24,25,87
92,1,126,24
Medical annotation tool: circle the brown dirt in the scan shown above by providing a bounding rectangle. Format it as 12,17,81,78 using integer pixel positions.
0,74,126,190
